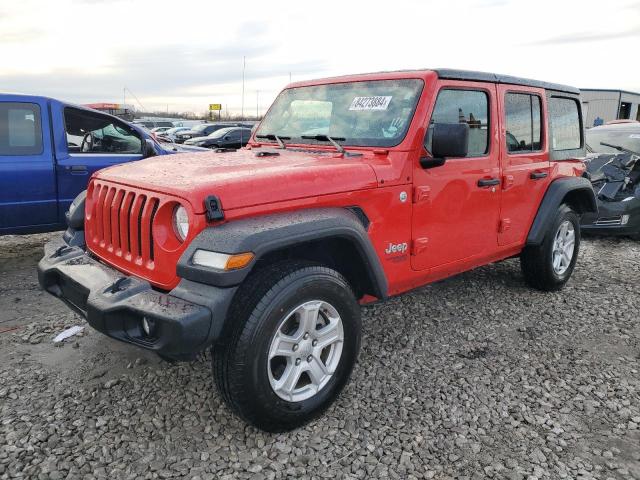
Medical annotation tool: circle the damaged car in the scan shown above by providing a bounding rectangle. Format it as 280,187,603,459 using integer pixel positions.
581,123,640,239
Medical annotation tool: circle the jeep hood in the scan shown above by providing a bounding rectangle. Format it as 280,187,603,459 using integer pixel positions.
95,148,378,211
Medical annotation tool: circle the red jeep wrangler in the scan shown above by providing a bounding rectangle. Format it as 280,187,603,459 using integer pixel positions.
39,69,596,431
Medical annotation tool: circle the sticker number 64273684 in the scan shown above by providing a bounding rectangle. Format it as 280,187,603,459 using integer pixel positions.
349,96,392,111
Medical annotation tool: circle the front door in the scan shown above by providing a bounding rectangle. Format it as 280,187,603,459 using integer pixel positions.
411,82,501,271
52,105,144,219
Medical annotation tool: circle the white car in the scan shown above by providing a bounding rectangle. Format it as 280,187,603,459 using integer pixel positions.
151,126,172,135
157,126,191,142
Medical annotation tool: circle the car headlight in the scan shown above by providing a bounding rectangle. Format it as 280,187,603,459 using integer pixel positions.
172,205,189,241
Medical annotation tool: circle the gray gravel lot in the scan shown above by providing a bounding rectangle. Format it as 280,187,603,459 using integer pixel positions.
1,233,639,480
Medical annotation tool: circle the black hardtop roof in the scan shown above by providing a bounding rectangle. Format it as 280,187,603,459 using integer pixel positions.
433,69,580,95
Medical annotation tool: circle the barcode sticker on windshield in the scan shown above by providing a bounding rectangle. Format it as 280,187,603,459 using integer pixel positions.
349,96,392,111
629,134,640,139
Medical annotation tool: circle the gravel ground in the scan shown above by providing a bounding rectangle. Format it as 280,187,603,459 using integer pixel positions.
1,233,639,480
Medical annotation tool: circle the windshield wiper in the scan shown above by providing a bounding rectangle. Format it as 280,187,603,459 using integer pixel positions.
600,141,640,156
256,133,290,149
301,135,346,154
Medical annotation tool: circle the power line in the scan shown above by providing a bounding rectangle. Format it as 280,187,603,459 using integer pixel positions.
123,86,147,112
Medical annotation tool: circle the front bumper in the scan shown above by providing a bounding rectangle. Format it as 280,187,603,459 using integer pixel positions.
580,197,640,236
38,236,236,360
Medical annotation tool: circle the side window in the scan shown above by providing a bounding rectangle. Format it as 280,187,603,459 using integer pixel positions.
549,97,581,150
0,102,43,156
425,89,489,157
505,93,542,153
64,107,142,155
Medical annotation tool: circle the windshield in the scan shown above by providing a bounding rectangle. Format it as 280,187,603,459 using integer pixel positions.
192,124,211,133
586,128,640,154
165,127,186,134
207,127,234,138
256,79,424,148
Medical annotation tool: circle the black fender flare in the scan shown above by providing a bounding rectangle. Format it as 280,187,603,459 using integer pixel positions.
526,177,597,245
177,208,388,299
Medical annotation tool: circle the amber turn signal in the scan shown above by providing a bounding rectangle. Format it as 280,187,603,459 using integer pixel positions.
225,252,255,270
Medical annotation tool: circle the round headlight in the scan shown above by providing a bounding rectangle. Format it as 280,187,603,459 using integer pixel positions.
172,205,189,242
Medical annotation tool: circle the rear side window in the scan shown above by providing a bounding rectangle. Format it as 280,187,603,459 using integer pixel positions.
425,89,489,156
0,102,43,155
549,97,581,150
505,93,542,152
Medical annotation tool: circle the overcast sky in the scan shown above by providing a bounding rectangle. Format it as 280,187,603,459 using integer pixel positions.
1,0,639,115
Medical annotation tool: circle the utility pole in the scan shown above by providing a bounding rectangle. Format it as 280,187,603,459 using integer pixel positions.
123,87,126,107
241,56,246,120
256,90,259,118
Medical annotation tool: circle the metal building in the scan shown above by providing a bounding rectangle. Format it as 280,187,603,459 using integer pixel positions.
580,89,640,128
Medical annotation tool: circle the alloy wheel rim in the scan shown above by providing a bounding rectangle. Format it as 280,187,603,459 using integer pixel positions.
552,220,575,275
267,300,344,402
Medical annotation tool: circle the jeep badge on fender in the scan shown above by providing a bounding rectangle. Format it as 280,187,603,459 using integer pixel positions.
385,242,408,255
38,68,596,432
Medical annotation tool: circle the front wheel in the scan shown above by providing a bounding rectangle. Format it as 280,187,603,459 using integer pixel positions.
212,261,361,432
520,204,581,291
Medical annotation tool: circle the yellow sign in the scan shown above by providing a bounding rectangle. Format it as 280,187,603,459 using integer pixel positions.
209,103,222,111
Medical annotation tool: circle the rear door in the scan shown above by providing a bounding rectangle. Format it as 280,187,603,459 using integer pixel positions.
497,85,550,246
51,104,144,218
411,81,501,270
0,98,58,232
223,129,243,148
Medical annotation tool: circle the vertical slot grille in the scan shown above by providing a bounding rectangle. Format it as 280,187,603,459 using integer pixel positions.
89,183,159,268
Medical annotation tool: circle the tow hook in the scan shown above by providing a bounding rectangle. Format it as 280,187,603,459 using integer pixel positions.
53,245,71,258
109,277,129,294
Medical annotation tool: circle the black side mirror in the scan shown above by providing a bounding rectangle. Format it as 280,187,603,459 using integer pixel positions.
420,123,469,169
142,139,157,158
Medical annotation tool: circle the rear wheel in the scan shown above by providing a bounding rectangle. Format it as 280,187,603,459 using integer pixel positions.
521,204,580,291
212,261,361,432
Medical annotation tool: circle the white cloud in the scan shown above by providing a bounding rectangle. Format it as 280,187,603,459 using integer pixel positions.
0,0,638,114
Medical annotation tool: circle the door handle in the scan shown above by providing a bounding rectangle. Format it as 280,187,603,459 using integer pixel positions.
70,165,88,175
477,178,501,187
530,171,548,180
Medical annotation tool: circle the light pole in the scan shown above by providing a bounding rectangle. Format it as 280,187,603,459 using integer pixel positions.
241,56,246,120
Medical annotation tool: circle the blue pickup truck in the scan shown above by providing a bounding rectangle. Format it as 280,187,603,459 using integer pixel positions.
0,94,206,235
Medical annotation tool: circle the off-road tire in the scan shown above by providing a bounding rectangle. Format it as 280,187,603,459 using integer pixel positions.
212,261,361,432
520,204,580,291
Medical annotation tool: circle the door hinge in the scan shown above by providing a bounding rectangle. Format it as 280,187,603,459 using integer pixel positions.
499,218,511,233
411,237,429,255
413,186,431,203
